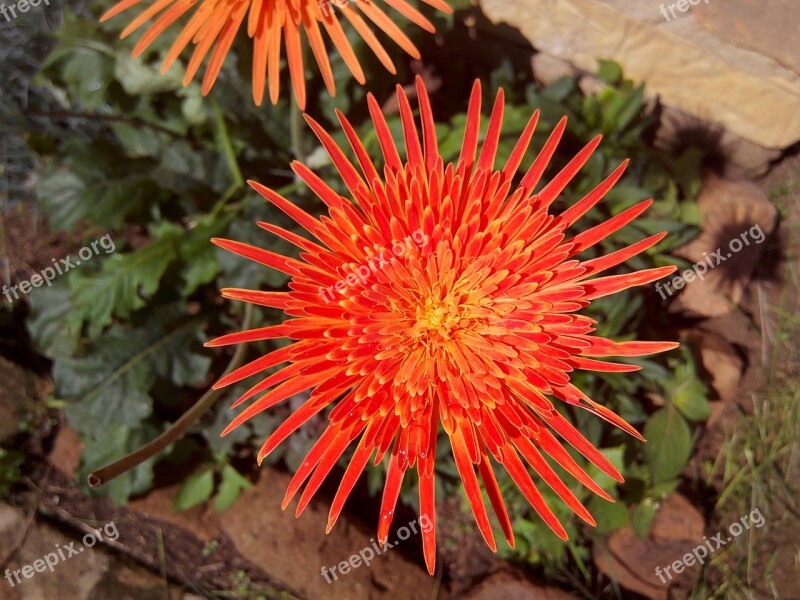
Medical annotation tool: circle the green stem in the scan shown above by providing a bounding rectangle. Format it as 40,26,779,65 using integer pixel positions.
211,98,245,189
289,48,308,195
88,304,254,488
290,97,306,166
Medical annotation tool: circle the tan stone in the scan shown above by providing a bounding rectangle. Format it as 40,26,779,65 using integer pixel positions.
4,512,110,600
480,0,800,150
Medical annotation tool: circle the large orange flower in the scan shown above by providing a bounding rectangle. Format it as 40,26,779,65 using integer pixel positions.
100,0,451,108
207,77,678,574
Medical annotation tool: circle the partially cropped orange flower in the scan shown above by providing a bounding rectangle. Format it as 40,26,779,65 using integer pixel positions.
207,77,678,574
100,0,451,108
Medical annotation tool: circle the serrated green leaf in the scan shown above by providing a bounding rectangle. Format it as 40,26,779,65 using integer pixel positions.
37,162,154,231
80,423,159,505
110,121,164,158
26,281,82,359
69,234,179,338
58,306,210,434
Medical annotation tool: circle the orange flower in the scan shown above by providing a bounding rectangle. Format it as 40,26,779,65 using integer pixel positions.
100,0,451,108
207,77,678,574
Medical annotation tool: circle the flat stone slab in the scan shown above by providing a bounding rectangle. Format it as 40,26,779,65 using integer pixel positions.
480,0,800,150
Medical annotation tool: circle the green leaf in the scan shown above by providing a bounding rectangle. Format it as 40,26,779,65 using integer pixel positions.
26,281,82,359
114,53,183,96
179,85,209,126
0,447,23,497
80,423,159,505
596,59,622,85
174,469,215,511
668,353,710,422
110,121,164,158
57,305,210,435
585,446,626,491
213,464,253,511
649,478,680,499
672,378,710,422
542,76,578,102
588,496,628,534
643,406,692,483
56,46,114,109
177,213,233,296
37,171,85,230
631,498,658,538
69,233,179,338
37,153,156,231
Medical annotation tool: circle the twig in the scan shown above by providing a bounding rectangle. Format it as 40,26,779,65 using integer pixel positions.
88,304,254,488
22,109,185,140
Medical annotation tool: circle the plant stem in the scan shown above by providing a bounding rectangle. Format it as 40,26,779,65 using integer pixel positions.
289,46,308,195
211,98,245,189
23,109,184,139
290,97,306,166
88,304,254,488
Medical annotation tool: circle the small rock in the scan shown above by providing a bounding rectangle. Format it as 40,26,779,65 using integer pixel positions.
688,331,744,426
0,503,27,556
481,0,800,157
693,0,800,74
462,572,577,599
4,515,110,600
593,493,705,599
49,426,84,480
531,52,576,86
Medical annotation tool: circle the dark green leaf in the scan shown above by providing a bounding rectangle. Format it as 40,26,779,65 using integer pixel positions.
643,407,692,483
69,233,179,338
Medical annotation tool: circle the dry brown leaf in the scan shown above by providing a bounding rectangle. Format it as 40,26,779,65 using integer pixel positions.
669,174,777,317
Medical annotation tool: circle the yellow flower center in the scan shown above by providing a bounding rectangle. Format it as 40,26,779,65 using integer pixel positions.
414,296,465,342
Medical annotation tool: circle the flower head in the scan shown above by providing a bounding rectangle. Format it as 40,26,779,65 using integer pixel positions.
207,77,678,574
100,0,452,108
